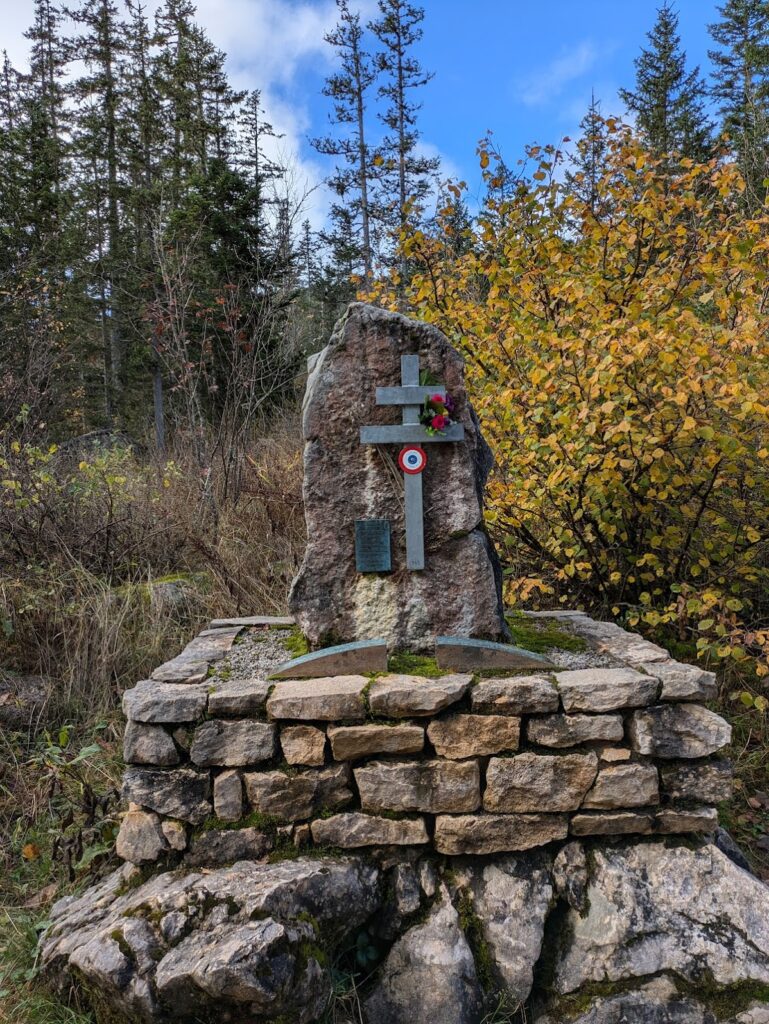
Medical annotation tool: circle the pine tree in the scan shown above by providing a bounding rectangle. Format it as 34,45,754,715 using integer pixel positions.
369,0,439,272
312,0,376,278
68,0,130,421
620,2,712,161
566,93,610,215
709,0,769,207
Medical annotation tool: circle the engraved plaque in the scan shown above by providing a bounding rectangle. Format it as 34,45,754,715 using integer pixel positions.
355,519,392,573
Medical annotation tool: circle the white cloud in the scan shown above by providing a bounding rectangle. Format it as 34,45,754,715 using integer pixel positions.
518,41,600,107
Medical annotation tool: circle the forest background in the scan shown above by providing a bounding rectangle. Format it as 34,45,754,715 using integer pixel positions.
2,1,769,1020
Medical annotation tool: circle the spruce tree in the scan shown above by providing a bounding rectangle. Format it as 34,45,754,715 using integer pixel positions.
709,0,769,207
620,2,712,161
312,0,376,278
566,93,609,216
369,0,439,272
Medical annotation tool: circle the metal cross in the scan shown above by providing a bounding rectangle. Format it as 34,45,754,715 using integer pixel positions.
360,354,464,571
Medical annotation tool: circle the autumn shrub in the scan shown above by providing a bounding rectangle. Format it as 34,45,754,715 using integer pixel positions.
0,417,305,720
372,122,769,681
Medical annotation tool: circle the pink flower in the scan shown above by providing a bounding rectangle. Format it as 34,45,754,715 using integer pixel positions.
431,393,446,405
431,414,448,431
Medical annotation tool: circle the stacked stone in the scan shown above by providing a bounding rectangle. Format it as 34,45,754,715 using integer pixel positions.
117,620,733,865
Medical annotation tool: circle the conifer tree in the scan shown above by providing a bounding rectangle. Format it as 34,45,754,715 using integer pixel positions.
313,0,376,277
620,2,712,161
566,93,610,216
709,0,769,207
369,0,439,270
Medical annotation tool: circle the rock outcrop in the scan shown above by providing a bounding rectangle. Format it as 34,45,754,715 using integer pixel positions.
288,303,506,650
41,840,769,1024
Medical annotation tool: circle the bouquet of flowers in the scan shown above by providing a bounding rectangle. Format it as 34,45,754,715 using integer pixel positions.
419,392,456,436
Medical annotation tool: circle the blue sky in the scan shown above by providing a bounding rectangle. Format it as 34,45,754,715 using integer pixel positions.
3,0,725,223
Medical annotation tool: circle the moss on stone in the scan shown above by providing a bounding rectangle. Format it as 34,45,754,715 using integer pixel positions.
456,889,494,992
505,612,587,654
282,627,310,659
387,652,442,677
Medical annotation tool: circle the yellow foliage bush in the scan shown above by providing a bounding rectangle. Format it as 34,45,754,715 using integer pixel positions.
370,123,769,678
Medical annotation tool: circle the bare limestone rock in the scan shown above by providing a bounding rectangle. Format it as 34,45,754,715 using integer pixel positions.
310,813,429,848
41,858,381,1024
207,678,271,716
484,753,598,813
582,763,659,809
266,676,368,721
123,721,180,766
355,759,480,814
655,807,718,833
427,713,521,758
470,675,559,714
190,719,276,767
116,810,167,864
556,668,659,713
363,889,483,1024
451,853,554,1003
434,814,568,855
328,724,425,760
280,725,327,766
244,764,352,822
641,660,718,702
570,811,654,836
288,303,506,651
184,827,271,867
552,842,769,995
527,713,624,748
122,767,211,826
629,704,732,758
212,770,243,821
660,761,733,803
123,680,208,725
368,673,471,717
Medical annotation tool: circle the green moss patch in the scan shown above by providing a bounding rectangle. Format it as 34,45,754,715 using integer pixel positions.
506,612,587,653
387,652,442,677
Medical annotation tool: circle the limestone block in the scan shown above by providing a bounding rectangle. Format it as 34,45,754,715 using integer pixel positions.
244,764,352,822
190,720,277,767
655,807,719,833
123,721,179,766
185,827,272,867
328,724,424,760
470,675,559,715
484,753,598,813
355,759,480,814
659,760,733,803
310,813,429,848
639,660,718,702
213,770,243,821
597,746,632,763
434,813,568,855
115,809,167,863
208,678,272,716
527,714,623,749
628,704,731,758
280,725,326,766
427,714,520,758
582,763,659,809
266,677,368,721
368,674,471,718
122,767,211,825
556,668,659,713
161,820,187,852
122,679,208,724
570,811,654,836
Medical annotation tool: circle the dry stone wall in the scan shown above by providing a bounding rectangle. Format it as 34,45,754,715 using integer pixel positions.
116,615,733,866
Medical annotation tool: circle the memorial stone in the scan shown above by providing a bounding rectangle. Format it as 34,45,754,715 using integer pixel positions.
289,303,506,650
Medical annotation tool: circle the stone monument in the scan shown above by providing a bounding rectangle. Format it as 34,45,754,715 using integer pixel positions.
289,302,507,650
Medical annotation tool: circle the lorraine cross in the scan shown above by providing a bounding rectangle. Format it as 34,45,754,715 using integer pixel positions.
359,354,465,571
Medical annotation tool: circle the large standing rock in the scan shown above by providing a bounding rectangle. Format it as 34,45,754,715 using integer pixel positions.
41,858,381,1024
552,842,769,995
363,889,483,1024
288,303,506,651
